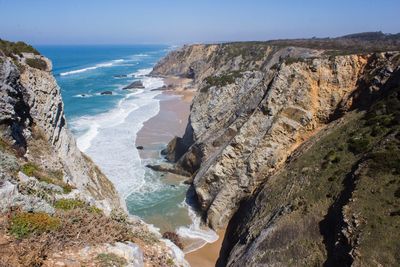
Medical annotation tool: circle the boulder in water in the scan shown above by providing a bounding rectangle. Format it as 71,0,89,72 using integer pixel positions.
123,80,145,90
101,91,113,95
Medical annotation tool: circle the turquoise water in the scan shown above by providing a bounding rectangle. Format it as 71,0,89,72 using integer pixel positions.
37,45,168,119
37,45,218,250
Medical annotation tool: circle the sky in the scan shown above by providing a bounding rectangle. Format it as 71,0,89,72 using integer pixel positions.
0,0,399,45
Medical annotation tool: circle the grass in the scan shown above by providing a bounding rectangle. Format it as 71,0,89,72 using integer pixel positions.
54,199,104,215
54,199,86,211
21,162,39,177
9,212,60,239
4,208,159,266
21,162,74,194
87,205,103,214
95,253,127,267
25,58,47,71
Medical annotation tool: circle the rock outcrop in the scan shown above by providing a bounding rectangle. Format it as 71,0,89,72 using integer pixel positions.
218,67,400,266
0,41,188,267
153,43,378,229
153,35,400,265
123,80,145,89
0,52,121,213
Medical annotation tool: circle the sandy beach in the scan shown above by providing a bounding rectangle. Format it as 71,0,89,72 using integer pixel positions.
136,75,194,160
136,76,223,266
185,229,226,267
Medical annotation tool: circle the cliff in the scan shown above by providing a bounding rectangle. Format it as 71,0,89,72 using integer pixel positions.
153,34,400,265
0,41,186,267
0,44,121,212
218,74,400,266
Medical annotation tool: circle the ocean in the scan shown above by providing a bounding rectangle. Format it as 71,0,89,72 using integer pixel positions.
36,45,217,252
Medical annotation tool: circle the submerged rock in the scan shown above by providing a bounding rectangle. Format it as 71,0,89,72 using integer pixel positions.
101,90,113,95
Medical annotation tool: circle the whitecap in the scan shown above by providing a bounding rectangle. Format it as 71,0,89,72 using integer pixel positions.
128,68,153,78
176,201,219,253
73,93,93,98
72,69,164,199
60,59,125,76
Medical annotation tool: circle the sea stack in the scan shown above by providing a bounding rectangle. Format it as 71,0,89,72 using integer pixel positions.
123,80,145,89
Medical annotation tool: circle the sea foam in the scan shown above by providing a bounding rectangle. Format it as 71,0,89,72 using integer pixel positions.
72,71,164,198
60,59,124,76
177,201,219,253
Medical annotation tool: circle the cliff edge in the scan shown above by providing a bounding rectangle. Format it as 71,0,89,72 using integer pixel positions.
153,33,400,266
0,40,186,267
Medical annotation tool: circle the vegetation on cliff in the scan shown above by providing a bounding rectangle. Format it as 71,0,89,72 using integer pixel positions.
0,39,40,57
153,32,400,266
219,81,400,266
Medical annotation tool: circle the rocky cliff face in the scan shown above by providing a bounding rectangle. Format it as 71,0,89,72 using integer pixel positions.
153,39,400,265
153,43,400,229
0,43,187,267
218,67,400,266
0,53,121,212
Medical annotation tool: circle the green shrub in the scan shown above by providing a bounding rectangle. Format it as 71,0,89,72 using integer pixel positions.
366,114,394,128
21,162,73,193
21,163,40,176
61,184,73,194
166,258,175,266
0,39,40,58
369,149,400,174
9,212,60,239
87,205,103,214
348,136,371,154
54,199,85,210
95,253,127,267
25,58,47,71
201,71,243,92
395,188,400,198
322,151,341,168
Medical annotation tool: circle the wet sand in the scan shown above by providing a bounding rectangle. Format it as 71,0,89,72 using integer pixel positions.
136,76,223,266
136,76,194,160
185,229,226,267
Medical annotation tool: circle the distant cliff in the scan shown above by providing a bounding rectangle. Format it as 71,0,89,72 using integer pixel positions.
153,33,400,265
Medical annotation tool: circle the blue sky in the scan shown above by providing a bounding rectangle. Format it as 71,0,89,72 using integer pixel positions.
0,0,399,45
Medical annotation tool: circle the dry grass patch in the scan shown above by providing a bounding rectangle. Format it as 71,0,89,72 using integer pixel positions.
1,208,158,266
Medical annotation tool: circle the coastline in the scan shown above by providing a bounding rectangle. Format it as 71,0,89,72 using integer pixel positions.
136,75,194,160
136,75,223,266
